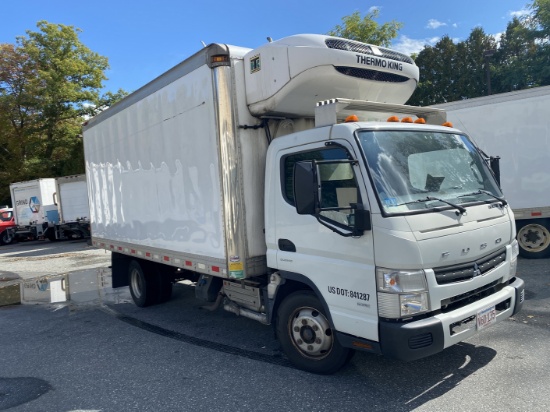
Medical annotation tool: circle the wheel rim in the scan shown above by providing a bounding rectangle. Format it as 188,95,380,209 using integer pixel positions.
517,223,550,253
130,269,143,299
289,306,333,359
2,232,13,244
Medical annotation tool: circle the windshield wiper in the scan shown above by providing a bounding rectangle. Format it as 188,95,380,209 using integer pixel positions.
458,190,508,206
398,196,466,215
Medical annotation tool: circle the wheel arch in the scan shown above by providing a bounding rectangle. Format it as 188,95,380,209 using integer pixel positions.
269,270,334,329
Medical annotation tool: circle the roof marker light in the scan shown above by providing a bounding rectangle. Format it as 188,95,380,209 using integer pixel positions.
442,121,453,128
401,117,413,123
414,118,426,124
387,116,400,122
344,115,359,122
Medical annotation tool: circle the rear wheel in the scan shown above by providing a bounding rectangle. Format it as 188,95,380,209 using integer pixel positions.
516,219,550,259
276,291,353,374
128,260,156,307
128,260,173,307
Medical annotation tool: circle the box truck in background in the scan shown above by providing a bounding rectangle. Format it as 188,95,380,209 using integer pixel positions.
8,175,90,242
9,178,57,240
48,174,90,241
434,86,550,258
83,34,524,374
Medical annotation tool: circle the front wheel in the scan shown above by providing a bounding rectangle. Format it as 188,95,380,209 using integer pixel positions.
516,219,550,259
276,291,353,374
0,230,14,246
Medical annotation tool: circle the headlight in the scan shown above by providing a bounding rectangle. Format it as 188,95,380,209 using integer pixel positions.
509,239,519,277
376,268,430,318
511,239,519,260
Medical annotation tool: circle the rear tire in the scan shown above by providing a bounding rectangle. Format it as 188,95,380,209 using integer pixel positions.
128,260,156,307
128,260,173,307
516,219,550,259
276,291,353,374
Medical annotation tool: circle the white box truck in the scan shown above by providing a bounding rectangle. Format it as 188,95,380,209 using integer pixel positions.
48,174,91,241
9,178,57,240
8,175,90,242
83,34,524,374
434,86,550,258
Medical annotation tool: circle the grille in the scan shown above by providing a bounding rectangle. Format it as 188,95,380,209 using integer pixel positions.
433,248,507,285
409,333,433,349
335,66,410,83
441,279,502,312
326,38,414,64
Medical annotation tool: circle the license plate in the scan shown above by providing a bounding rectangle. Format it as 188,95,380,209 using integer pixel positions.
477,305,496,330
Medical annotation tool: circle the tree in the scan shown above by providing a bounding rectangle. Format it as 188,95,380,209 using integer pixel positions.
409,28,504,105
0,21,128,205
327,9,402,47
408,36,459,106
492,17,539,92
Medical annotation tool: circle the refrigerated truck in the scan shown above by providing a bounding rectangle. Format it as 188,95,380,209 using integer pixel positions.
83,34,524,374
433,86,550,258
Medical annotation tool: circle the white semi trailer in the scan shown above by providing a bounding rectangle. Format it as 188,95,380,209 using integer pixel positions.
83,34,524,374
434,86,550,258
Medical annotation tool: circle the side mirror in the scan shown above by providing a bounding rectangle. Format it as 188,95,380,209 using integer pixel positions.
490,156,501,186
294,161,317,215
352,203,372,232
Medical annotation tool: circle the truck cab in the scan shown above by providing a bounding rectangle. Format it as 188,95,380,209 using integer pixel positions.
264,101,524,369
0,207,15,245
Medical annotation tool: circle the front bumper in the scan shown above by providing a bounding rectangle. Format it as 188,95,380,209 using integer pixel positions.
379,277,525,361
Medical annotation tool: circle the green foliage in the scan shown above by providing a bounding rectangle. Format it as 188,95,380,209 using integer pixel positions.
408,0,550,105
0,21,128,205
327,9,402,47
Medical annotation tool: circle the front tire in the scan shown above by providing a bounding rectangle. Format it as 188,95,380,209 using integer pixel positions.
516,219,550,259
276,291,353,374
0,230,14,246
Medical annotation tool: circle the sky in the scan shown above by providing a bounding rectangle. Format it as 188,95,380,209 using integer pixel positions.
1,0,532,94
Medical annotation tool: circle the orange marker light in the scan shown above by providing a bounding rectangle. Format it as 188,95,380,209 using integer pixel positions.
345,115,359,123
401,117,413,123
387,116,400,122
414,118,426,124
442,121,453,128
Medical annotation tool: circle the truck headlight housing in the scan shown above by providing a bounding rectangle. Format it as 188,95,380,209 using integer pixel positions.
376,268,430,319
509,239,519,277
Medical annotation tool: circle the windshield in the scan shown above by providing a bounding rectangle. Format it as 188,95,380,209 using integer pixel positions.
357,129,503,215
0,210,13,222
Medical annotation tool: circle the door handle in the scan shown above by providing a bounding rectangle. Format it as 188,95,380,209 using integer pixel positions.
278,239,296,252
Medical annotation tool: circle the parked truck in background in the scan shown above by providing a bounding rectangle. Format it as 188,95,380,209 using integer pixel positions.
9,178,57,241
434,86,550,259
8,175,90,242
83,34,524,374
48,174,91,241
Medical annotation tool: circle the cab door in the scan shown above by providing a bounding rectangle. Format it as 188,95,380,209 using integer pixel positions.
268,133,378,341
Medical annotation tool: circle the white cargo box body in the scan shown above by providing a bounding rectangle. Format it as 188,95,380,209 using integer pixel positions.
55,174,90,223
83,44,268,278
10,178,57,226
434,86,550,214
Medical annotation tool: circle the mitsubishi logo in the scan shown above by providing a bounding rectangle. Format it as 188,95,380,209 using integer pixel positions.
473,263,482,277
